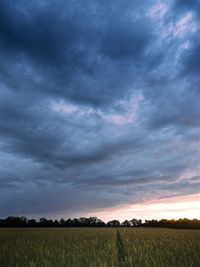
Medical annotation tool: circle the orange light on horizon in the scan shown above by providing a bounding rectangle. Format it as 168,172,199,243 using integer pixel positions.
85,194,200,222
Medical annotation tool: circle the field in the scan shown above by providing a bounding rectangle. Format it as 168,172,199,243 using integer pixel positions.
0,228,199,267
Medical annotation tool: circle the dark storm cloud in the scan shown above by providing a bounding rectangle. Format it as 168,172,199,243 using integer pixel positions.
0,0,153,107
146,84,200,129
101,20,151,61
0,0,199,218
174,0,200,11
181,39,200,76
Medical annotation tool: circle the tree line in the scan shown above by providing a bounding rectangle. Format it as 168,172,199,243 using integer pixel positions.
0,216,200,229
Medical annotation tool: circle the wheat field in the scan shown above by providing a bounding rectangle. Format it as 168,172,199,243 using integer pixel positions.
0,228,199,267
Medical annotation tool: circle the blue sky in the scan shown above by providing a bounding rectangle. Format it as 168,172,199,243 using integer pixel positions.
0,0,199,220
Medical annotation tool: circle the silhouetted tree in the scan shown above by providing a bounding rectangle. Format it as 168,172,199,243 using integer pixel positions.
59,218,66,227
0,216,199,229
129,218,142,227
107,220,120,227
121,220,131,227
28,219,37,227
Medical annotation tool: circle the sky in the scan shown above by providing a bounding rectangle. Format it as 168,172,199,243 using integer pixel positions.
0,0,200,221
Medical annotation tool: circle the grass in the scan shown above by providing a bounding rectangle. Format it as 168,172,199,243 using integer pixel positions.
0,227,199,266
120,227,200,267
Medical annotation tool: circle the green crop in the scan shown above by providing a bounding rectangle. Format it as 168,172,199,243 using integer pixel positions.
120,228,200,267
0,228,199,266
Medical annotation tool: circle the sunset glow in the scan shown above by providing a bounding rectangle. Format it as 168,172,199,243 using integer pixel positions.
85,194,200,222
0,0,200,221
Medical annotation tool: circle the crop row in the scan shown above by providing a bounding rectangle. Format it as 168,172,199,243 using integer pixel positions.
0,228,199,266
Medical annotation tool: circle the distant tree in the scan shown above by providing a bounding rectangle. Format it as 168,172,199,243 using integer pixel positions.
85,217,105,227
66,218,73,227
95,217,105,227
107,220,120,227
54,220,59,227
39,218,48,227
0,216,199,229
121,220,131,227
79,217,87,226
28,219,37,227
59,218,66,226
72,218,79,227
130,218,142,227
4,216,27,227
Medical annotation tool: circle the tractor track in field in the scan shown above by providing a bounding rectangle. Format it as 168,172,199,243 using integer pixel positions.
116,231,129,267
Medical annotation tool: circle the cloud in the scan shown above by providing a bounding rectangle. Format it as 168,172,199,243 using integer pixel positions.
174,0,200,12
147,1,169,19
0,0,199,218
0,0,154,107
181,39,200,76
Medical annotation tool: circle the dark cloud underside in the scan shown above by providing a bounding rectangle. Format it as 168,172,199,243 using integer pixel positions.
0,0,199,218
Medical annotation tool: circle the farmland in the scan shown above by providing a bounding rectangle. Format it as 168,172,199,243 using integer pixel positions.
0,228,199,267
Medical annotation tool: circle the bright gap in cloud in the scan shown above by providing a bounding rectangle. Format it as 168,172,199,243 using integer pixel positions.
86,194,200,222
162,12,197,38
51,94,142,125
173,13,197,37
147,1,169,19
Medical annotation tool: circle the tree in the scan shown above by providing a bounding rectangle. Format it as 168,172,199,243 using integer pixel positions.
59,218,66,226
130,218,142,227
121,220,131,227
28,219,37,227
107,220,120,227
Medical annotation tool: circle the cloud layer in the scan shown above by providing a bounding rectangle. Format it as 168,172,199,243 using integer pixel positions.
0,0,199,218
